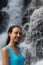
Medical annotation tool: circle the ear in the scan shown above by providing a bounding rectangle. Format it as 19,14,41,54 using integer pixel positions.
8,32,11,37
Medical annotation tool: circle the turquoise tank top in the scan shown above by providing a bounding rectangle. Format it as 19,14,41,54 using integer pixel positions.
5,45,24,65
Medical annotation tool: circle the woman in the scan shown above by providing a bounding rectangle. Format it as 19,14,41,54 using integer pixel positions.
2,25,24,65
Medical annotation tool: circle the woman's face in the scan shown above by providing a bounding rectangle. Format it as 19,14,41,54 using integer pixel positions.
9,27,22,44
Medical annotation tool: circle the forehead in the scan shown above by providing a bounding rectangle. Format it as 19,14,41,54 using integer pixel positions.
12,27,22,32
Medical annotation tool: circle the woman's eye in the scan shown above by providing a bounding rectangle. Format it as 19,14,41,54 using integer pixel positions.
14,32,22,35
19,33,22,35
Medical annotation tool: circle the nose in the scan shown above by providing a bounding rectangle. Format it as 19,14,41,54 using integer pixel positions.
17,33,21,37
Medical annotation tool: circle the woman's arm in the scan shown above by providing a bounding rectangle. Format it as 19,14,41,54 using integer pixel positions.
2,47,10,65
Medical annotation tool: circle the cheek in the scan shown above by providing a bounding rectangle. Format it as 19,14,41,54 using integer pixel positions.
10,34,16,39
13,34,18,40
12,34,16,38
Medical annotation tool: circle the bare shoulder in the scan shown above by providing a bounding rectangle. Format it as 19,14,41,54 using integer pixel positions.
2,47,8,53
2,47,10,65
2,47,9,56
2,47,10,58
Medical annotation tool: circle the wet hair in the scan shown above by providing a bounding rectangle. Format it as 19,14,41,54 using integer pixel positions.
6,25,22,45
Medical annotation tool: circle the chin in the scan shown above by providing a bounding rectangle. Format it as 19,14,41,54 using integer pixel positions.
15,42,19,45
14,39,20,45
14,41,19,45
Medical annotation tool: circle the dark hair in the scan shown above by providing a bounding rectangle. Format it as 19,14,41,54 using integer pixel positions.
6,25,22,45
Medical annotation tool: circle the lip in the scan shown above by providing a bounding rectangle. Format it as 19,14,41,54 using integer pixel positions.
15,37,20,40
16,38,20,40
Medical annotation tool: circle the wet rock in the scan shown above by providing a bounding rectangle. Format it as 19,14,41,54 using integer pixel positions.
0,11,9,34
0,0,8,9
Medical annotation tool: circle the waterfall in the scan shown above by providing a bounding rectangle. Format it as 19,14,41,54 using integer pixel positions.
0,0,43,65
19,7,43,65
0,0,24,48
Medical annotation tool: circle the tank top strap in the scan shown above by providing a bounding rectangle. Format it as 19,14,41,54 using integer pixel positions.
5,45,21,53
4,45,12,56
4,45,9,50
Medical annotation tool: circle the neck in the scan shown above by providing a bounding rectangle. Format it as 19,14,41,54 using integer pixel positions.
8,40,16,48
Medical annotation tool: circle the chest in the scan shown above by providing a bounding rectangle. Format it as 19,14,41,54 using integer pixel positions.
9,51,24,65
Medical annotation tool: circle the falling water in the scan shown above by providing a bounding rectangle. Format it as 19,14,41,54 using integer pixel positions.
0,0,43,65
0,0,24,48
19,7,43,65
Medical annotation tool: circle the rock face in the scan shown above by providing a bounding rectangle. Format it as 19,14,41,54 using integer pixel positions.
0,11,9,34
0,0,9,34
0,0,8,9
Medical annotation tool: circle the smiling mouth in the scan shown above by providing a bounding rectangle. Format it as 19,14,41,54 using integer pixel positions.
14,37,20,40
16,38,20,41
